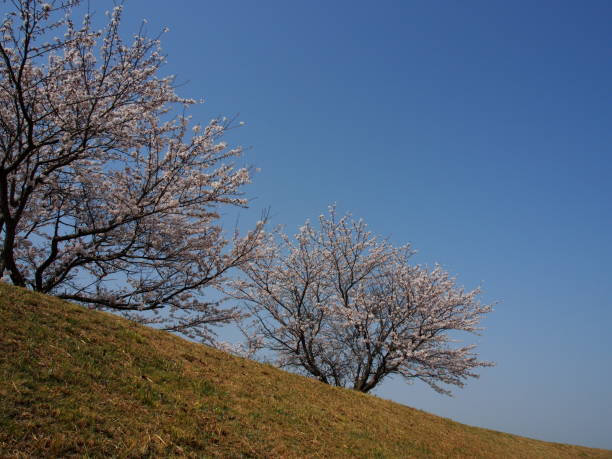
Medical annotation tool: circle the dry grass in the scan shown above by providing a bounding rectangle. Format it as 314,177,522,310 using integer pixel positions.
1,282,610,458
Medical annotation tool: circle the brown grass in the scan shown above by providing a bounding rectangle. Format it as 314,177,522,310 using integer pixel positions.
1,282,610,458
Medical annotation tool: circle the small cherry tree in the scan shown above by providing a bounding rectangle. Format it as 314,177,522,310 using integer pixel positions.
0,0,264,341
230,208,493,394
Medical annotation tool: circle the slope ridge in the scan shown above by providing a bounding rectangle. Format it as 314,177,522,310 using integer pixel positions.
1,283,610,458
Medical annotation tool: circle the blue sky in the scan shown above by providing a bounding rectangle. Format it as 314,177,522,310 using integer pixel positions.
113,0,610,449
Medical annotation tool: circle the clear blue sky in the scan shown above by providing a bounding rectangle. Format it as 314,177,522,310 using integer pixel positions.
111,0,610,449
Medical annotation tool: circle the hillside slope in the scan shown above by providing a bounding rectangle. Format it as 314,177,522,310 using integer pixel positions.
1,283,610,458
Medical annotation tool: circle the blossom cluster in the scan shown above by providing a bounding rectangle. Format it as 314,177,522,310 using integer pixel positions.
229,207,494,393
0,0,264,340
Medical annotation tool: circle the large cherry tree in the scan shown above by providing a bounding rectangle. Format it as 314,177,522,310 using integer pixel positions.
0,0,264,341
230,208,494,394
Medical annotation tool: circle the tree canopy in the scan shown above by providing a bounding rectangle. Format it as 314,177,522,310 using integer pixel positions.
230,208,493,394
0,0,264,341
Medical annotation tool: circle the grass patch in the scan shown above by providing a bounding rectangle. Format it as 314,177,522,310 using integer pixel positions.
1,282,610,458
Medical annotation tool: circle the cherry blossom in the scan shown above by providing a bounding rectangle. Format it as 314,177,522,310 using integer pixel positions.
0,0,264,341
229,207,494,394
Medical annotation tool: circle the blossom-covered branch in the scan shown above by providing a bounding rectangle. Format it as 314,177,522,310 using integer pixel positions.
0,0,265,341
229,207,493,394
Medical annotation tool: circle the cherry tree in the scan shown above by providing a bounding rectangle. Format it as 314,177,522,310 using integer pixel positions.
0,0,264,341
229,208,494,394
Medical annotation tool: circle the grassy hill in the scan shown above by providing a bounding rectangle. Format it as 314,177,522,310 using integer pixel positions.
1,283,610,458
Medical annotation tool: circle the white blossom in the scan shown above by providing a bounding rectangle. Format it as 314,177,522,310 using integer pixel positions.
0,0,266,342
228,207,494,394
